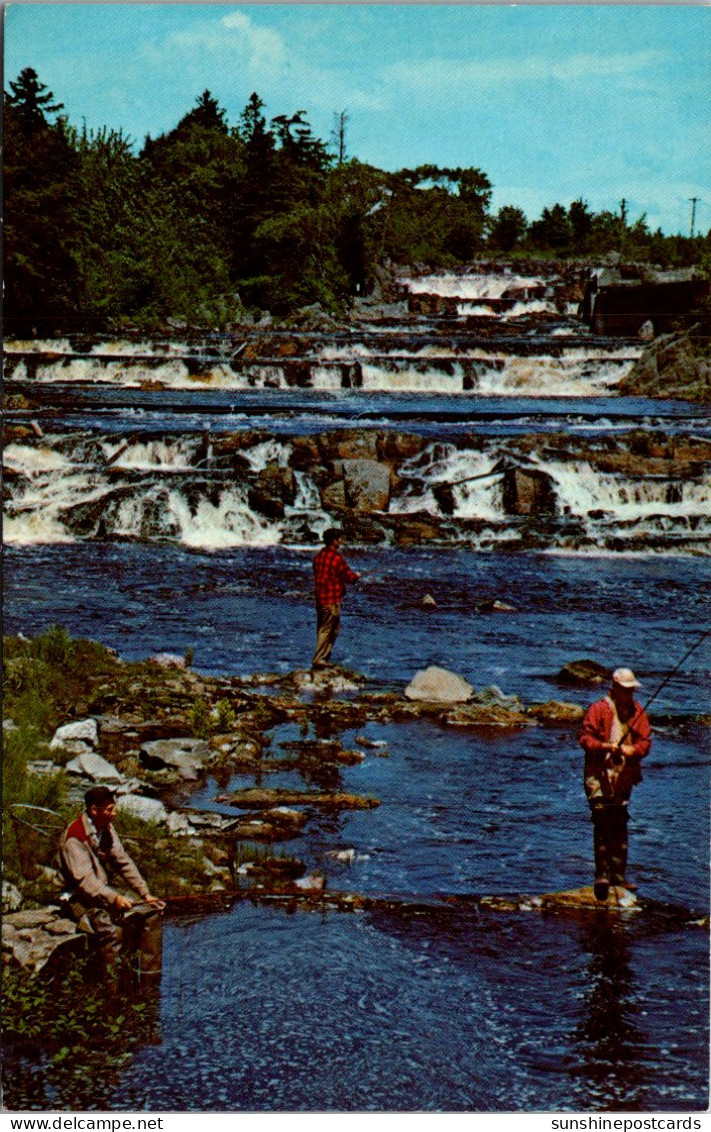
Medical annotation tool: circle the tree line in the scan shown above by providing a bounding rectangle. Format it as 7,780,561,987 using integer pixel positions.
5,67,710,334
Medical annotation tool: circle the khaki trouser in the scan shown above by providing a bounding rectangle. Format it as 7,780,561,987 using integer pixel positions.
69,897,163,983
313,603,340,667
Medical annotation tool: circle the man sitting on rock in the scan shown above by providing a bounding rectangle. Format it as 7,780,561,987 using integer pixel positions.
312,528,360,670
580,668,652,901
57,785,165,989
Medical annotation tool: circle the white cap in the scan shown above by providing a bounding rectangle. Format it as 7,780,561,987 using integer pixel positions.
612,667,641,689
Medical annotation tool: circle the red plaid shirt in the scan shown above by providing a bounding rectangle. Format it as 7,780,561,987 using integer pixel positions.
313,545,359,608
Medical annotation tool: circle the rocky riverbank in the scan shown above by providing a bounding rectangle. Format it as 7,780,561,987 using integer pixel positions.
5,630,710,975
620,326,711,402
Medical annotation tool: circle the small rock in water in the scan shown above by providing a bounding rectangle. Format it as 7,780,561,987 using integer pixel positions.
421,594,437,608
478,599,516,613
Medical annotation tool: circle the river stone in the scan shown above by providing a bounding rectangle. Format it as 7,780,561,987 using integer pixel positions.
557,659,611,685
405,666,473,703
50,718,99,749
65,751,125,783
470,685,524,711
445,704,534,728
341,458,391,512
139,738,210,778
528,701,585,723
116,794,168,824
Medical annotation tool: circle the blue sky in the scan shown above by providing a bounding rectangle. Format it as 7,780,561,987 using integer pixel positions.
5,3,710,235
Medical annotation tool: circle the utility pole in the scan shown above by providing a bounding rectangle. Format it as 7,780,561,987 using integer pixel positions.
689,197,699,238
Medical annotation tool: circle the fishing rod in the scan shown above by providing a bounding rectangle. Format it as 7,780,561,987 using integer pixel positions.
611,621,711,756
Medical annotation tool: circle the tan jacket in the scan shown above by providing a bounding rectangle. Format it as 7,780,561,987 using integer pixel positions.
58,811,150,909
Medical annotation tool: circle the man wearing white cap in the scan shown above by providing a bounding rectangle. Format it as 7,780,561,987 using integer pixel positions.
580,668,652,901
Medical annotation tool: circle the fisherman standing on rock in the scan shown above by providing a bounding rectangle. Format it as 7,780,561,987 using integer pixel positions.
312,528,360,670
580,668,652,901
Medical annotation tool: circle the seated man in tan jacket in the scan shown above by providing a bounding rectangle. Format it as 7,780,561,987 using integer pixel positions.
58,785,165,988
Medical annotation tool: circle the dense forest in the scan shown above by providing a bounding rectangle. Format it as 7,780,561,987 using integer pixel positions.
5,67,711,335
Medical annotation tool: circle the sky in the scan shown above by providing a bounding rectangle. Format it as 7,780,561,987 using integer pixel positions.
4,2,710,235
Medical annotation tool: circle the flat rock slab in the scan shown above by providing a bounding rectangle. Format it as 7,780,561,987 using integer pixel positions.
215,788,379,811
140,738,210,778
445,704,534,728
66,751,125,783
477,886,640,914
3,907,86,973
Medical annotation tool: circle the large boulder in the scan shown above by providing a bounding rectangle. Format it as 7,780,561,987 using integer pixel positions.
341,459,391,512
405,666,473,703
50,718,99,750
502,467,556,516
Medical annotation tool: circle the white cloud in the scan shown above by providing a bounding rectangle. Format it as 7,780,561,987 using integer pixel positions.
384,50,662,92
160,8,288,81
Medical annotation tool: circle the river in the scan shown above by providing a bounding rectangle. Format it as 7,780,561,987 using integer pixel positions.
3,267,709,1112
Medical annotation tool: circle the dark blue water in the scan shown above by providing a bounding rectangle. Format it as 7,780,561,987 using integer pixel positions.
4,543,709,1111
7,383,711,438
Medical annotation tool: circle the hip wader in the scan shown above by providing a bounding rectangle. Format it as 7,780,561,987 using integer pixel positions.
590,801,629,901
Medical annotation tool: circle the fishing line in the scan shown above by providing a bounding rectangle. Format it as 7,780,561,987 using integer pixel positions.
620,621,711,742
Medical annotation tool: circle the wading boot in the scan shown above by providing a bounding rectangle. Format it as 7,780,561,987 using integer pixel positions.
591,803,611,901
609,805,636,890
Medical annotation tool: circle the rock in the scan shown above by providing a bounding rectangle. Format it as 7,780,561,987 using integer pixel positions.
318,430,379,462
215,788,379,811
139,737,210,779
639,319,655,341
65,751,125,783
27,760,62,777
2,908,87,973
445,704,534,729
377,432,425,463
321,479,347,511
421,594,437,608
50,718,99,750
478,599,516,613
341,459,391,512
405,666,473,703
263,808,307,831
3,718,19,732
557,659,610,686
293,874,326,894
502,467,556,516
4,908,57,929
470,685,524,711
150,653,186,669
2,882,23,913
115,794,168,824
528,701,585,724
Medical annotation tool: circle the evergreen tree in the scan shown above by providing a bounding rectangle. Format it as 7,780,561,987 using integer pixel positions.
4,69,80,334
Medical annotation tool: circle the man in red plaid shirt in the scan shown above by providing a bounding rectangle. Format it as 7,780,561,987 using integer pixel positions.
312,528,360,669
